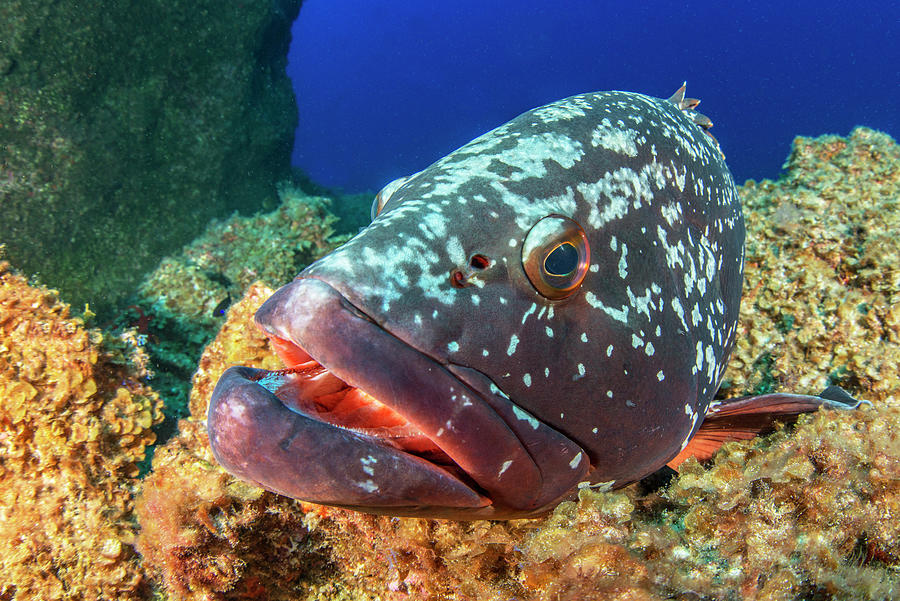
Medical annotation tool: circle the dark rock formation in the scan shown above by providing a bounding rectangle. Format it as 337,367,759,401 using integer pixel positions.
0,0,302,315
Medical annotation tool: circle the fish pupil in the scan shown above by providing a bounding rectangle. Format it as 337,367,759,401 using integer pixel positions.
544,242,578,276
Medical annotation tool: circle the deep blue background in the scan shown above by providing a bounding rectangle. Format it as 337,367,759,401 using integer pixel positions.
288,0,899,194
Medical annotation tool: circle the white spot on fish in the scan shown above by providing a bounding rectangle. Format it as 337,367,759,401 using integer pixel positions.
523,373,532,387
498,460,512,476
507,334,519,356
447,341,459,353
358,480,378,493
618,243,628,279
513,405,540,429
522,303,536,324
585,291,629,323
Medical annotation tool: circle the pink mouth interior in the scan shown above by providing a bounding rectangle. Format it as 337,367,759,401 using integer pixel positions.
260,334,454,465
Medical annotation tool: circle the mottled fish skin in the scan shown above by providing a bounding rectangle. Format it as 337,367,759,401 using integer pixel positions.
208,87,752,518
302,90,743,486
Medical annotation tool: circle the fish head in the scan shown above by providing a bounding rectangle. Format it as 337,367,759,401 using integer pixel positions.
207,89,743,518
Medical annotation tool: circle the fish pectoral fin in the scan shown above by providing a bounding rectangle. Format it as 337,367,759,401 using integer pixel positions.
665,428,762,469
666,386,871,470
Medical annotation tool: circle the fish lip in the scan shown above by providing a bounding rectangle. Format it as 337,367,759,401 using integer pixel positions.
208,365,489,513
208,277,581,516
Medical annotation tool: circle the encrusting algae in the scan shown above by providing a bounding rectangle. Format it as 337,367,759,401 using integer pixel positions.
0,261,163,600
133,127,900,600
138,187,348,337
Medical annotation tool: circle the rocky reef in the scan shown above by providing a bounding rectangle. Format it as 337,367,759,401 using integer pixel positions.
130,127,900,600
0,262,163,600
0,127,897,600
0,0,302,315
721,127,900,403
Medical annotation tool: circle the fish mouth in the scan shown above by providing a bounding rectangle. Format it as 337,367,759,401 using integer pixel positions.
207,278,588,518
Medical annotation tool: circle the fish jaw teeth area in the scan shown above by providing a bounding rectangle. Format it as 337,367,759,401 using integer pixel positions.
253,337,453,464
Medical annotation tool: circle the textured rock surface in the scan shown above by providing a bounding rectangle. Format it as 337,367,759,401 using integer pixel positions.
134,128,900,600
0,0,301,315
0,262,163,600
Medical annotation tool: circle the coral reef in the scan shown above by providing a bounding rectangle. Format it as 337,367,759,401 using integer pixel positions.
0,0,301,315
134,127,900,600
0,262,163,600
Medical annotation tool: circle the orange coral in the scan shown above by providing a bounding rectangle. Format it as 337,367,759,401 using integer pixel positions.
0,262,163,600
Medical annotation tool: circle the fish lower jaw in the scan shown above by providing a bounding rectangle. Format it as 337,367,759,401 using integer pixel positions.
248,349,456,466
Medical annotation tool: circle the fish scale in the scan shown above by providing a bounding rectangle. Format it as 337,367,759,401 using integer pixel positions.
207,85,864,518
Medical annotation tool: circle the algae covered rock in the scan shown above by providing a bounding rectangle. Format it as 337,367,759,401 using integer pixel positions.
721,127,900,401
0,262,163,600
0,0,301,315
135,128,900,600
136,284,334,600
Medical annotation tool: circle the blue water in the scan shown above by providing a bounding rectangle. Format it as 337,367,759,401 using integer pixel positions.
288,0,899,194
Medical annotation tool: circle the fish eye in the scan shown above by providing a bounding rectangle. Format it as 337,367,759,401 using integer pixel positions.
522,215,589,299
371,174,414,221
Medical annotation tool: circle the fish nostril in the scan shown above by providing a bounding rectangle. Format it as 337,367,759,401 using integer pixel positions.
450,269,468,288
468,254,490,270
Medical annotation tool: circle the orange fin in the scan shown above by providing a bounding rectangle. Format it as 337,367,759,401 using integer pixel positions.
667,386,869,470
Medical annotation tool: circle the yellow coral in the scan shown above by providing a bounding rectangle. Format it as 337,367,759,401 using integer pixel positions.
0,262,163,600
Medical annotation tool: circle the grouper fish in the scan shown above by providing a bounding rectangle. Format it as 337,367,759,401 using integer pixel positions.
207,85,864,519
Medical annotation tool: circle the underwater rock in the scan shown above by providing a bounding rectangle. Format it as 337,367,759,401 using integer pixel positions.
0,262,163,600
136,127,900,600
138,188,348,337
0,0,301,316
722,126,900,401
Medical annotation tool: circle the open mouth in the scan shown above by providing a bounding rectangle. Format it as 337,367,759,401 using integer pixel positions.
207,278,588,517
247,345,459,472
